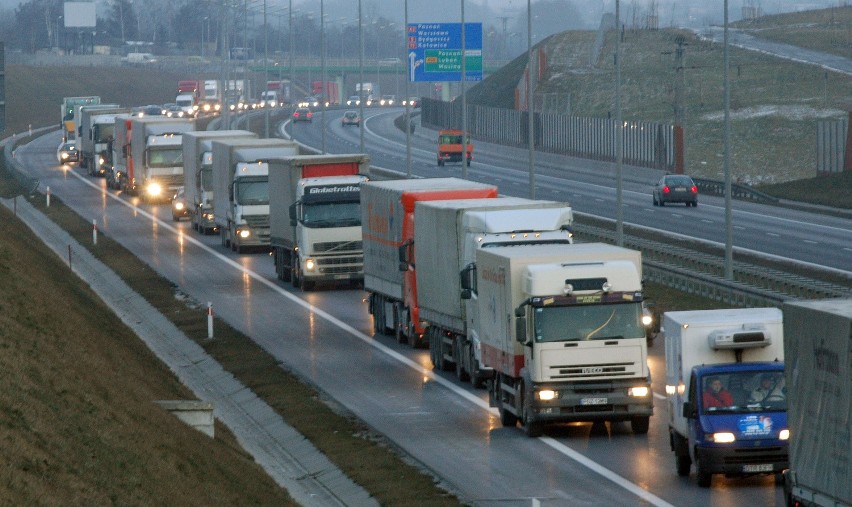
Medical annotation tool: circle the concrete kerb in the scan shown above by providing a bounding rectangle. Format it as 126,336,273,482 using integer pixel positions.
0,195,378,507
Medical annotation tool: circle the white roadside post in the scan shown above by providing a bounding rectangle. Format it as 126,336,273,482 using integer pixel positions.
207,302,214,339
92,219,97,245
46,186,51,207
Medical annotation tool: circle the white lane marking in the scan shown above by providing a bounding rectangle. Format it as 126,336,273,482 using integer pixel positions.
767,232,780,237
59,162,673,507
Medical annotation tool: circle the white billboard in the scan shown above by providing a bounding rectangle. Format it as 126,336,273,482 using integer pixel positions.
63,2,97,28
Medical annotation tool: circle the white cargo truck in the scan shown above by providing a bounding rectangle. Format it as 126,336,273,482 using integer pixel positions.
182,130,256,234
782,299,851,507
470,243,654,437
211,138,299,253
664,308,788,488
79,105,129,176
410,197,574,387
361,178,498,347
128,116,196,201
109,115,133,190
75,103,119,160
268,154,369,290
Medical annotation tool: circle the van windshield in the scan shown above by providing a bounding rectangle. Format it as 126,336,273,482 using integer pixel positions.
699,370,786,414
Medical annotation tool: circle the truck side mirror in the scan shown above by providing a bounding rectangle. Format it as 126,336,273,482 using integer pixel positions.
398,239,413,271
515,316,529,345
682,401,696,419
460,263,476,294
288,202,298,226
228,184,234,202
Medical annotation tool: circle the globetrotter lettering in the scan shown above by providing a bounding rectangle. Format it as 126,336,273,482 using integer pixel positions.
306,185,361,194
481,268,504,285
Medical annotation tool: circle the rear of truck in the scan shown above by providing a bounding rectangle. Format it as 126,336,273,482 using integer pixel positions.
476,244,654,437
269,154,369,290
782,299,851,507
664,307,788,488
437,129,473,167
361,178,497,345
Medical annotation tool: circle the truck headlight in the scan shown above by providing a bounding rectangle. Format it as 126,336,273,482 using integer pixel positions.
147,183,162,196
238,229,250,239
779,429,790,440
709,432,736,443
642,313,653,327
305,258,316,272
628,386,650,397
98,156,105,165
173,201,185,211
536,389,557,401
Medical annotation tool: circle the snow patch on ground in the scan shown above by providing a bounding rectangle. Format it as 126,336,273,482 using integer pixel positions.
701,104,846,121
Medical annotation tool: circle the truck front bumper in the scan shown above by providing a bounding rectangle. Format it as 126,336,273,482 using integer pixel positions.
530,382,654,423
301,254,364,283
695,443,788,476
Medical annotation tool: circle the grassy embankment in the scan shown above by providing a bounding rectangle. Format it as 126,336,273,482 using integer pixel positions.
467,9,852,209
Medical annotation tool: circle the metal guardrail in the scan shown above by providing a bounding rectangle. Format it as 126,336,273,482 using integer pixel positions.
573,220,852,308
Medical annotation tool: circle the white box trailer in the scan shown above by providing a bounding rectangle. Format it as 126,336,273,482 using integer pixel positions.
663,308,787,487
182,130,256,233
78,104,125,174
268,154,369,290
474,243,653,436
361,178,497,345
211,138,299,252
782,299,851,507
413,197,573,385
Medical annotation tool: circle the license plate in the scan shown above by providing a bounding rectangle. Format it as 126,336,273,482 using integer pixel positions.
580,397,608,406
743,464,773,473
333,274,349,279
674,186,687,192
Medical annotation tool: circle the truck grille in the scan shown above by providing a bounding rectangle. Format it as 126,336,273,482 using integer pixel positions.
723,447,788,465
156,174,184,188
316,255,363,275
549,361,638,379
244,215,270,229
314,240,363,254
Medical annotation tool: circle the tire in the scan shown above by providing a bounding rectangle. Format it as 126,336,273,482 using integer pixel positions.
631,416,650,435
495,376,518,427
520,385,543,437
437,159,444,167
372,296,385,336
697,470,712,488
659,200,665,207
652,194,658,206
469,346,485,388
676,454,692,477
693,201,698,207
454,338,469,382
393,305,407,344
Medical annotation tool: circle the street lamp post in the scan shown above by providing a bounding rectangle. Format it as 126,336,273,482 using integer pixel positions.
56,15,63,50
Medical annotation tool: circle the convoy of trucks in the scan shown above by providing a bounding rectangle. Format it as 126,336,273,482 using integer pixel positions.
782,299,851,507
128,116,196,201
182,130,257,234
211,138,299,253
268,154,369,290
78,105,129,176
362,178,499,347
262,80,290,107
60,96,100,141
412,197,574,387
664,308,788,487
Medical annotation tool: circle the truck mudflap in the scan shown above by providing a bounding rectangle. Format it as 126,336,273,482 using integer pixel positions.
694,444,788,477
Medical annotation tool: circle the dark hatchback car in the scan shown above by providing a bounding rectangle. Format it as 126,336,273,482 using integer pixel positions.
341,110,361,127
292,107,313,122
653,174,698,207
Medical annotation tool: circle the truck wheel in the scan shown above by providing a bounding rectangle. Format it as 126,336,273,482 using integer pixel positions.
676,454,691,477
437,159,444,167
372,296,385,336
631,416,650,435
278,251,292,282
695,456,712,487
469,346,485,388
454,338,469,382
393,305,407,344
520,388,543,437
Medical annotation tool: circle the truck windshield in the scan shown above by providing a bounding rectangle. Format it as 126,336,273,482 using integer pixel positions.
302,202,361,227
147,148,183,168
234,178,268,205
699,370,786,414
533,302,644,342
93,124,115,143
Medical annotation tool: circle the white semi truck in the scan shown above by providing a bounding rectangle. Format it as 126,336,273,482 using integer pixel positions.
361,178,498,348
79,105,129,176
211,138,299,253
663,308,788,488
182,130,256,234
782,299,851,507
469,243,654,437
128,116,196,201
409,197,574,387
268,154,369,290
74,103,119,161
